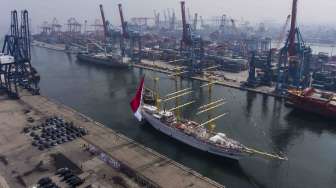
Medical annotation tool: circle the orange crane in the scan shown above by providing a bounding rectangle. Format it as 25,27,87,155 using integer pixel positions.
276,15,291,49
288,0,298,56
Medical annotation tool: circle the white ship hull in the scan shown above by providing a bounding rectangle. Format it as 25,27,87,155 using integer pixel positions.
142,111,246,160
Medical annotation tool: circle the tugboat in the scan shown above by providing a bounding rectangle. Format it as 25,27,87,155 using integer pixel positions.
130,76,286,161
286,88,336,118
76,52,129,68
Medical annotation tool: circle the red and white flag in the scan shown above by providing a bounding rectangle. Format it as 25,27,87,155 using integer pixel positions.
130,77,145,121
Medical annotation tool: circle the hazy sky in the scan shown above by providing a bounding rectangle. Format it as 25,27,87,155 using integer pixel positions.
1,0,336,35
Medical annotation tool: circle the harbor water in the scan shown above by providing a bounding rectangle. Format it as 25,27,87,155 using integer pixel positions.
32,46,335,188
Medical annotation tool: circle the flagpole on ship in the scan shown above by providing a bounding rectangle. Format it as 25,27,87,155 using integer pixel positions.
130,76,145,121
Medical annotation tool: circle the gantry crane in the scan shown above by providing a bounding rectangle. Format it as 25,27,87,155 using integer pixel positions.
98,4,121,53
118,3,142,62
276,0,312,93
1,10,40,97
180,1,204,75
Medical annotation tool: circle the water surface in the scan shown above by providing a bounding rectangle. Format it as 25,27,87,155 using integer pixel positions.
32,46,336,188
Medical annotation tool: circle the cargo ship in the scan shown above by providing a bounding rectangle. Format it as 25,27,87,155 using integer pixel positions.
286,88,336,118
130,77,286,161
76,52,129,68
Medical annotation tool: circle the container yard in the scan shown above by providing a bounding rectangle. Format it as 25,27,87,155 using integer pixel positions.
1,0,336,188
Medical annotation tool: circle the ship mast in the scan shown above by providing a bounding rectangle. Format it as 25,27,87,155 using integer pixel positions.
151,70,193,119
174,68,181,121
167,67,190,121
153,77,161,111
146,70,287,161
198,66,225,132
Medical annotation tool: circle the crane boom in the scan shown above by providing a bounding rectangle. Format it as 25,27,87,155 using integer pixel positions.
118,3,127,38
180,1,187,44
99,4,108,43
276,15,291,49
288,0,298,56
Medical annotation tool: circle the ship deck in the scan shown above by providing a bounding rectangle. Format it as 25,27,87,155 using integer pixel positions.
0,90,225,188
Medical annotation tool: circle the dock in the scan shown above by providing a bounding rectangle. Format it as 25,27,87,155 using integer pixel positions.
32,41,66,52
133,60,283,98
0,90,225,188
30,43,284,99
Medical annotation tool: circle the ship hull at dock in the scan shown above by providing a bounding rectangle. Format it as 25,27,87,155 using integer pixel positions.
286,91,336,119
142,111,246,160
77,54,129,68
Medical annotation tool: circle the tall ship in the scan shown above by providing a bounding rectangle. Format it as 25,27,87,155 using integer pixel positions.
130,76,286,161
77,52,129,68
286,88,336,118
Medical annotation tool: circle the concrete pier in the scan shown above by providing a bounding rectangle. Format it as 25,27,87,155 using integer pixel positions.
0,90,224,188
133,60,282,98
